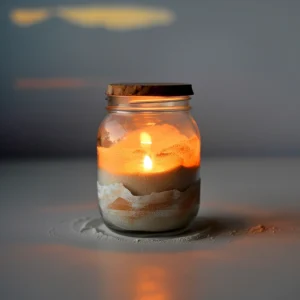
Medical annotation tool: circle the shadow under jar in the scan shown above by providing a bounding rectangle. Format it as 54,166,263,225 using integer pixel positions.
97,83,201,236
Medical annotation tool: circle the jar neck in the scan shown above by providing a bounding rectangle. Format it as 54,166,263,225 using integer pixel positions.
106,96,191,112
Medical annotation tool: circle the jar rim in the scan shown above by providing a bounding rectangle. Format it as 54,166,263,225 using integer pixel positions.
106,96,191,112
106,95,191,104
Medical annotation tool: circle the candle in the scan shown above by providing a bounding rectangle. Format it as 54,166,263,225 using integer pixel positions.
98,124,200,194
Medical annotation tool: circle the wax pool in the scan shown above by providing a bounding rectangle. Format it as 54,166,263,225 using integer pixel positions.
97,124,201,232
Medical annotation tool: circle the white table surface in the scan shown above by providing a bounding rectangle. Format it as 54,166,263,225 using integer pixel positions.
1,158,300,300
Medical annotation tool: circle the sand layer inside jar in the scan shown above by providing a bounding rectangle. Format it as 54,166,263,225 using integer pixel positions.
97,180,200,232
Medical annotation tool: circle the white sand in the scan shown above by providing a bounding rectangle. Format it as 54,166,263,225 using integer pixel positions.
98,180,200,232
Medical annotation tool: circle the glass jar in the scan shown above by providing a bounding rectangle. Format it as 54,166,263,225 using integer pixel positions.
97,83,201,235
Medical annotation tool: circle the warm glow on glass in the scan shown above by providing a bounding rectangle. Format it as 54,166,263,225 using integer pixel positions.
143,155,153,171
140,132,152,146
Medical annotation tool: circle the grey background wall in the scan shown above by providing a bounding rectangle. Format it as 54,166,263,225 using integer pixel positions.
1,0,300,158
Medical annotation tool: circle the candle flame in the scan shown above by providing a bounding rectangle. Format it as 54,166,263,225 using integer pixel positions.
143,155,153,171
141,132,152,170
140,132,152,146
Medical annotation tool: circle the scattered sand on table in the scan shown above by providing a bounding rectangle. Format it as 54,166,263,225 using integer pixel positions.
248,224,267,234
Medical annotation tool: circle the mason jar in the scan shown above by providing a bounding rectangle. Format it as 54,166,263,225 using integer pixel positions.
97,83,201,235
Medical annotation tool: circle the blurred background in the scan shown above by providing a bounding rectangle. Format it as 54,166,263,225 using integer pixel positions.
1,0,300,158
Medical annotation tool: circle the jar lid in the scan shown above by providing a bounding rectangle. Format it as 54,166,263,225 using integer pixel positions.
106,83,194,96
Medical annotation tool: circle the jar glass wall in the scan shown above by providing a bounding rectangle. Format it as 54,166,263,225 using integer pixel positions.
97,84,201,235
